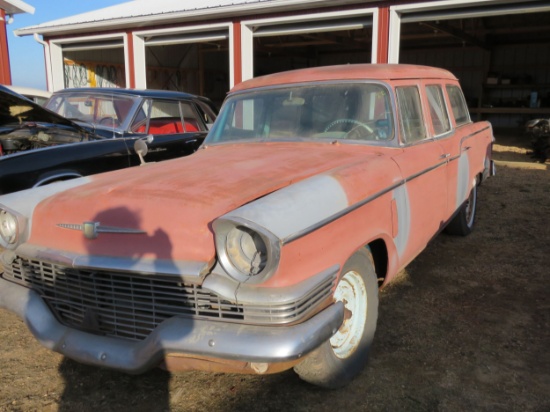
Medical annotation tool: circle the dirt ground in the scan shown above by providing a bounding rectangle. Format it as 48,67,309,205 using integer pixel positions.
0,130,548,412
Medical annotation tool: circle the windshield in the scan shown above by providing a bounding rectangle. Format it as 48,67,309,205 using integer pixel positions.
206,82,393,144
45,92,139,130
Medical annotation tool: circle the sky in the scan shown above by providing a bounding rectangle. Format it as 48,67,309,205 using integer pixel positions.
7,0,125,90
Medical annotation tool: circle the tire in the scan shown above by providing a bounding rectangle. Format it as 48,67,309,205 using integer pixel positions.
445,183,477,236
294,248,379,388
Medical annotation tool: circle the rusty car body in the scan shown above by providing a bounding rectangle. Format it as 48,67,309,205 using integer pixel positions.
0,64,494,388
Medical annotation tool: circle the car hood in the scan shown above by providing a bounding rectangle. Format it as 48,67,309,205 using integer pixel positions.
26,141,383,266
0,85,81,130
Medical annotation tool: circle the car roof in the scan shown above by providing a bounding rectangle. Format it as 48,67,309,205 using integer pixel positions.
52,87,199,100
231,64,458,93
5,85,51,99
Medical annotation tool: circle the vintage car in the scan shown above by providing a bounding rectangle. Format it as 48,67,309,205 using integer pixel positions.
0,64,494,388
4,85,51,106
0,86,216,194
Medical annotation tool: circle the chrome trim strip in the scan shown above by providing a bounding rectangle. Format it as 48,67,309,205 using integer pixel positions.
284,159,448,244
461,125,490,143
57,222,147,239
0,277,344,372
203,264,339,305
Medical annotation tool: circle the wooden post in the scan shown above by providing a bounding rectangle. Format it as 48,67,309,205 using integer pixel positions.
0,9,12,84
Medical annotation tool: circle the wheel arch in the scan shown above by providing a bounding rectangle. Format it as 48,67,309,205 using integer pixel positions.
365,238,388,285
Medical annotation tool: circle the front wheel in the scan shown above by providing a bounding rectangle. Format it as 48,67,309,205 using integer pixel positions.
294,248,379,388
445,183,477,236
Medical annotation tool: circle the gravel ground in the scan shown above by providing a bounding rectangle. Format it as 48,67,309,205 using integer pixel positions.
0,130,548,412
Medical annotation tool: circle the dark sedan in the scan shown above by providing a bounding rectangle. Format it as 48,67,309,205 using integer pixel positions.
0,86,216,194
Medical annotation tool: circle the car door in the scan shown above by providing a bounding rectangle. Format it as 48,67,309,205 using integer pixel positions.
439,83,485,219
129,98,207,165
390,81,448,265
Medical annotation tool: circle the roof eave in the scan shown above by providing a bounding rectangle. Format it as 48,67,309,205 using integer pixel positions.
14,0,371,37
0,0,34,15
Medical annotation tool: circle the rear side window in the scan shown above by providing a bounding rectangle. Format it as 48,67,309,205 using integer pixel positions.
446,85,471,126
426,85,451,135
396,86,427,144
131,99,205,135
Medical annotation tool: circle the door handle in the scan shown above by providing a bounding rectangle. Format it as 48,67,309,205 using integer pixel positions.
440,153,451,159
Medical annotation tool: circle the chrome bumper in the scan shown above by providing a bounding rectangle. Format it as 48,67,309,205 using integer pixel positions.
0,276,344,374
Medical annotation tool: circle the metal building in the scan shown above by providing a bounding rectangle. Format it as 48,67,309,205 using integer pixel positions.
12,0,550,128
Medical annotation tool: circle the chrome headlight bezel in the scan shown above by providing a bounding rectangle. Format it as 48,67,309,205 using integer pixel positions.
0,206,25,248
213,217,280,284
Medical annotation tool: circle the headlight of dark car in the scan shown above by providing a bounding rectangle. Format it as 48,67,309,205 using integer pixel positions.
0,207,21,247
213,217,280,284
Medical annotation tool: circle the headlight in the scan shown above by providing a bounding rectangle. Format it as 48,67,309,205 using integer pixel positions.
213,217,280,284
0,209,19,245
226,226,268,275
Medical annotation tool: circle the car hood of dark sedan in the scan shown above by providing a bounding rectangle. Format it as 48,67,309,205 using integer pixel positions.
0,85,81,130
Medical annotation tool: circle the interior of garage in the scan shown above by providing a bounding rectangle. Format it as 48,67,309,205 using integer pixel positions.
143,35,229,107
50,1,550,133
252,16,373,77
62,40,126,89
398,7,550,131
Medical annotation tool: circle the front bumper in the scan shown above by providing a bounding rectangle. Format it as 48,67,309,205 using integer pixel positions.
0,276,344,374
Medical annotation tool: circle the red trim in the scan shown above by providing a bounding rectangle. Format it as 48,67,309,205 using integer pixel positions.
376,6,390,64
0,9,12,85
232,20,242,86
126,31,135,88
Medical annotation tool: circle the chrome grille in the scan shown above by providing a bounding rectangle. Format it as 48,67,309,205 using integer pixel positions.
2,256,335,341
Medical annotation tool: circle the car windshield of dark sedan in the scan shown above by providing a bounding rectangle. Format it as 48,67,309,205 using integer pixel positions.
206,83,394,144
45,92,139,130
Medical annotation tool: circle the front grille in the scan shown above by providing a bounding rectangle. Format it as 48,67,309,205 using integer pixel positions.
2,256,335,341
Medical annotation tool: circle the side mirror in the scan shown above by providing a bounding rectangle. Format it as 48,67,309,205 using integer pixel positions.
134,135,154,165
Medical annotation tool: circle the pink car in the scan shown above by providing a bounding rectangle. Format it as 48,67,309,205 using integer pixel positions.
0,64,494,388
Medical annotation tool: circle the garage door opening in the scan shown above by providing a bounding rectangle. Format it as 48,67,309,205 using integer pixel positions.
396,3,550,129
143,31,229,106
246,12,375,78
62,39,125,88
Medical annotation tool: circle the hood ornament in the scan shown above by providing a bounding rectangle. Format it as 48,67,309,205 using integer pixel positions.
57,221,147,240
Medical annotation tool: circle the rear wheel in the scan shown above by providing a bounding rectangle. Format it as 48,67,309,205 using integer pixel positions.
446,184,477,236
294,248,379,388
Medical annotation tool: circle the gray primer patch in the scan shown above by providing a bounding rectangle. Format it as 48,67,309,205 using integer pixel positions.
224,174,349,240
393,184,411,259
0,177,93,242
0,177,92,217
456,152,470,209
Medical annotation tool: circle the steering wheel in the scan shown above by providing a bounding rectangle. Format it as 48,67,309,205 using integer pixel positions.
324,118,375,139
99,116,119,127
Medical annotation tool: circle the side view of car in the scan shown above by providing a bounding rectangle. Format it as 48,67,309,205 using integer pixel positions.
0,87,216,194
0,64,494,388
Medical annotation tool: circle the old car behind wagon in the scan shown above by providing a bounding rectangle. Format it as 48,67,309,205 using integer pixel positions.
0,64,494,388
0,86,216,194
